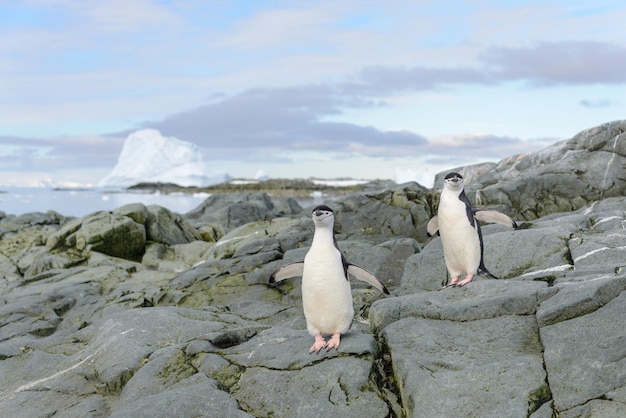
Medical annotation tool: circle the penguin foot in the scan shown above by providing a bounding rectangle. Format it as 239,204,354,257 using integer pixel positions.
439,277,459,290
326,333,341,351
309,335,327,353
455,275,474,287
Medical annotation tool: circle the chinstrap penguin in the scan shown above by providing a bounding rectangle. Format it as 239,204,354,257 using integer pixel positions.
426,172,517,289
269,205,389,353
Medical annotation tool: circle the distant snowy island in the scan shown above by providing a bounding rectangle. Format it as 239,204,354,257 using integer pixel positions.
127,177,392,194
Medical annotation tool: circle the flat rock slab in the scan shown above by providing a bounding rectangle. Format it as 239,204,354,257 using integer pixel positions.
541,290,626,412
0,307,261,417
110,373,253,418
370,280,546,333
223,327,389,417
382,315,547,417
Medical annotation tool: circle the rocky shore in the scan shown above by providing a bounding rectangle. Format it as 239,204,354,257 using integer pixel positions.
1,120,626,417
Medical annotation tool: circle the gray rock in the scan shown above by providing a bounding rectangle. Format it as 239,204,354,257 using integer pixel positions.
209,218,310,260
225,327,389,417
46,211,146,260
22,248,88,281
370,280,545,334
446,120,626,220
332,182,432,243
44,204,210,264
340,238,421,291
381,315,547,418
110,374,253,418
399,224,571,292
142,240,213,272
536,274,626,327
115,346,202,405
144,204,203,245
0,252,20,294
184,192,303,231
541,291,626,412
0,210,67,230
113,202,150,225
559,399,626,418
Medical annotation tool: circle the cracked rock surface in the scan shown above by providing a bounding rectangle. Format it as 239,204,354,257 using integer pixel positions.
2,120,626,417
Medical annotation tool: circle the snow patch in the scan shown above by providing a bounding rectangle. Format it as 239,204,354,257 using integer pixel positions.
574,246,626,263
255,169,269,180
519,264,574,278
311,179,369,187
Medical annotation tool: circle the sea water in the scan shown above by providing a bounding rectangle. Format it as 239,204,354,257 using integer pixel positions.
0,187,326,218
0,188,211,217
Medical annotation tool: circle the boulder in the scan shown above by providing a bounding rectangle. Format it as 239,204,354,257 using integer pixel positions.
46,211,146,260
332,182,432,243
75,213,146,259
143,204,203,245
44,204,212,264
184,192,303,231
446,120,626,220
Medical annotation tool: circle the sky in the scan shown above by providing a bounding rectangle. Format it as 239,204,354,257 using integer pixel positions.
1,0,626,188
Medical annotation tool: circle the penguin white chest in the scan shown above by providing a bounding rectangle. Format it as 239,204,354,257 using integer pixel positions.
438,193,481,276
301,243,354,336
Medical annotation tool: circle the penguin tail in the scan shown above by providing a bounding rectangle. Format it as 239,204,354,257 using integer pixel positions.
478,264,500,280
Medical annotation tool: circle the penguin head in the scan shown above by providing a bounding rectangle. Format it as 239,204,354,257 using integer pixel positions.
311,205,335,226
443,172,464,191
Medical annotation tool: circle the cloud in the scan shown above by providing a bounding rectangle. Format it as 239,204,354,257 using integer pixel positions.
340,41,626,95
140,39,617,164
423,133,553,161
145,85,428,159
354,66,493,94
0,135,122,173
140,84,550,168
480,41,626,85
579,99,616,108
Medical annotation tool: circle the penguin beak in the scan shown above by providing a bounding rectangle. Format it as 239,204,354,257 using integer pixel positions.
312,210,333,221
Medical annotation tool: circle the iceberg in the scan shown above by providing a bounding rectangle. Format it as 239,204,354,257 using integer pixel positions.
99,129,227,187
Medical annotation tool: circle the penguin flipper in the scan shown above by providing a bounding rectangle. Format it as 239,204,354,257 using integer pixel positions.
475,210,518,229
269,262,304,284
347,264,390,295
426,216,439,237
